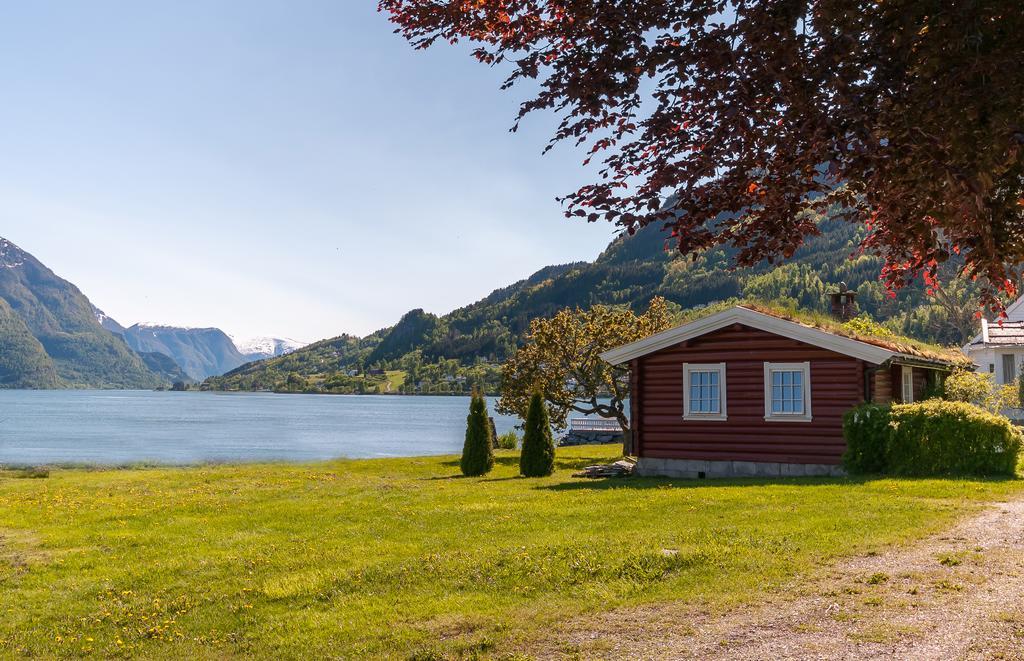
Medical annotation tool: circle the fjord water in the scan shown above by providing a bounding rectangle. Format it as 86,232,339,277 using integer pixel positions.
0,391,527,465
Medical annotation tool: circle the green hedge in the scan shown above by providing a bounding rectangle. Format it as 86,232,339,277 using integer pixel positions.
842,400,1022,476
842,404,892,473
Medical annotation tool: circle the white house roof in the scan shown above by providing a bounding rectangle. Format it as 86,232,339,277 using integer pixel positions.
600,305,966,367
965,320,1024,348
963,296,1024,351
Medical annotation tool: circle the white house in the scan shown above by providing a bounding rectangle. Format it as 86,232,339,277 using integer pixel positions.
962,297,1024,385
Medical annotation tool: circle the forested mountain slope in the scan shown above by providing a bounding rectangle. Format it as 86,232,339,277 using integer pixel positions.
0,238,165,389
0,297,60,388
207,216,968,394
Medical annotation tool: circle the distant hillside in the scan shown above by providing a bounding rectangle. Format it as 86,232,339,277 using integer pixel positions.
366,309,440,365
207,214,963,395
137,350,192,384
0,238,164,389
118,324,247,381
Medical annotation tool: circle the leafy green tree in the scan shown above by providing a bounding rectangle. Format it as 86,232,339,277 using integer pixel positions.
498,297,671,454
460,391,494,476
887,274,984,346
520,393,555,478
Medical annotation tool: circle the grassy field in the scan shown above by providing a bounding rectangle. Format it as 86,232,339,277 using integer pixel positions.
384,370,406,393
1,446,1021,659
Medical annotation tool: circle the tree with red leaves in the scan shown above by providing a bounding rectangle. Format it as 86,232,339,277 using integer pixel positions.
379,0,1024,310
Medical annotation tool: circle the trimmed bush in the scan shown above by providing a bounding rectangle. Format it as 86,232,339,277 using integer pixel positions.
842,403,892,473
520,393,555,477
496,431,518,450
460,392,495,476
843,400,1022,476
886,400,1022,476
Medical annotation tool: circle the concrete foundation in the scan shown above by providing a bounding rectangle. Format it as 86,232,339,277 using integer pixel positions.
635,457,846,479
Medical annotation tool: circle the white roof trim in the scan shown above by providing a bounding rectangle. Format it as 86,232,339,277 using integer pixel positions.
600,306,904,366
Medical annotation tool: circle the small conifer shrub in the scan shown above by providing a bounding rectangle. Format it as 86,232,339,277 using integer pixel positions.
460,391,495,476
520,393,555,477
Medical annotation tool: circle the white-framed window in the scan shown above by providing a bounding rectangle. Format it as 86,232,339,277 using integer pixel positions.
901,365,914,403
1001,354,1017,385
763,362,812,422
682,363,727,421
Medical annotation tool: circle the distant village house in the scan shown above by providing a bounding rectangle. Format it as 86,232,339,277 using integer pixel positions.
962,297,1024,386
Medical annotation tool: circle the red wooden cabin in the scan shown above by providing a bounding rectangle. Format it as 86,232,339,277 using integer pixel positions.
600,305,966,478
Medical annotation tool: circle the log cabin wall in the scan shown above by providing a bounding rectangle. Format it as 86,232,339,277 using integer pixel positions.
633,323,868,466
872,368,893,404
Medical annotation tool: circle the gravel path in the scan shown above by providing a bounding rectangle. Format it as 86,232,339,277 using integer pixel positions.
549,499,1024,659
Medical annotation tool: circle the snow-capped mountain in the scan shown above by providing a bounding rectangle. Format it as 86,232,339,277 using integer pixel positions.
0,238,28,269
231,336,305,361
92,306,127,334
93,305,306,378
117,324,246,381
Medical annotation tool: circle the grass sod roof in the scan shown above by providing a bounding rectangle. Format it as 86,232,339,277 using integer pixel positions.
676,299,972,367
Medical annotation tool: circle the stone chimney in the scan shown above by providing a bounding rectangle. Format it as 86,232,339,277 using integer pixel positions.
829,282,858,321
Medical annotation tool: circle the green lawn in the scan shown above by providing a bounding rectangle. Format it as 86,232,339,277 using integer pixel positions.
384,370,406,393
0,446,1021,658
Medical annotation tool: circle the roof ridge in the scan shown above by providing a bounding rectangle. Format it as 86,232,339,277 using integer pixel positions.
602,304,970,366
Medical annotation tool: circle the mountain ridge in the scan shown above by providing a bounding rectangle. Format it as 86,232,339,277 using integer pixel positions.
0,238,165,389
206,215,963,395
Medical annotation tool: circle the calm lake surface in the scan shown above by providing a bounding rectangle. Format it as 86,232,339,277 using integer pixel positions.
0,391,539,465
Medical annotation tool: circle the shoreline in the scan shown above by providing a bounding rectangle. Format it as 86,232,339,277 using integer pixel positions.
0,388,495,397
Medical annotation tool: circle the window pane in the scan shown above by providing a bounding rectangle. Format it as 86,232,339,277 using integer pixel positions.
687,368,723,415
769,368,808,416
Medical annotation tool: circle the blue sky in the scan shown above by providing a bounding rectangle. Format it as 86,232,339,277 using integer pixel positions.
0,2,616,341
